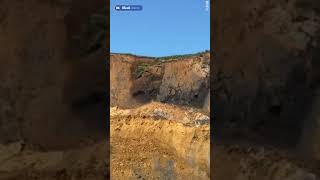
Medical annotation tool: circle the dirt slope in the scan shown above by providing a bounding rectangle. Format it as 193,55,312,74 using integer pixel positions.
110,102,210,179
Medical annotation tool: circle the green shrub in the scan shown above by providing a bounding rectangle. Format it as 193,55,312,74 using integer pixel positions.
134,63,150,78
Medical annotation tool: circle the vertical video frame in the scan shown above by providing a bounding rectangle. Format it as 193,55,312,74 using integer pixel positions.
110,0,210,179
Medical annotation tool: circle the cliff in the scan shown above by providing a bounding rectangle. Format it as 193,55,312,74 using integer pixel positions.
110,52,210,111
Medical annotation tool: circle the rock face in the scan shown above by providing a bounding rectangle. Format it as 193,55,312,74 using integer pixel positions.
0,0,107,149
203,92,210,114
0,0,69,145
110,52,210,111
158,54,210,107
110,54,155,108
213,0,320,159
0,1,109,179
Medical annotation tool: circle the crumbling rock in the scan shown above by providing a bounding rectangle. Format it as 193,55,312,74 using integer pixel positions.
110,52,210,112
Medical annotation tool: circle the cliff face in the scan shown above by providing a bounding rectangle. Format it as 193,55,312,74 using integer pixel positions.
0,1,109,178
110,54,155,108
110,53,210,111
109,53,210,179
213,0,320,158
0,0,68,145
0,0,107,149
157,54,210,107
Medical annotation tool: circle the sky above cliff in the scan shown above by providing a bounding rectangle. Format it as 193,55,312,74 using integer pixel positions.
110,0,210,57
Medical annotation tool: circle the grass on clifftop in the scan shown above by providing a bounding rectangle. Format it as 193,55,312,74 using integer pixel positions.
155,50,209,61
111,50,210,61
134,63,151,79
154,50,210,64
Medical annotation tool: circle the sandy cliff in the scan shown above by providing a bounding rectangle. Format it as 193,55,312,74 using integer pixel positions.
110,52,210,111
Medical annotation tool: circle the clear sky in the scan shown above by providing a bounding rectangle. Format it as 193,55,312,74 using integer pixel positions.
110,0,210,57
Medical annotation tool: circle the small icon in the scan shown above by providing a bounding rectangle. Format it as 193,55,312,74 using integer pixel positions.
115,5,143,11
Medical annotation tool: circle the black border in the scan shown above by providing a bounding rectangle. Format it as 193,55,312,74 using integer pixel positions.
106,0,111,178
210,0,214,179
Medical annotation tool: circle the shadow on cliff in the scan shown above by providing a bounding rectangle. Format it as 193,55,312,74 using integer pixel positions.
26,1,110,150
128,60,210,112
212,34,320,153
65,2,108,142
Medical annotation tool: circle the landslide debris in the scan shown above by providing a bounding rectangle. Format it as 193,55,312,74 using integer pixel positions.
109,52,210,179
110,102,210,180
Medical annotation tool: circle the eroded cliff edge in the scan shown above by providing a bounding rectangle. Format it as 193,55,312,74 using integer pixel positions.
110,52,210,112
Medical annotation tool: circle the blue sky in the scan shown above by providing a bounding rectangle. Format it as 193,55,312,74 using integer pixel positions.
110,0,210,57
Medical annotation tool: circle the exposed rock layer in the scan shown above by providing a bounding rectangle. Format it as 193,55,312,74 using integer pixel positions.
110,103,210,179
110,53,210,111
